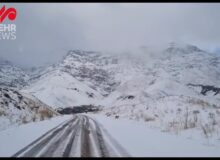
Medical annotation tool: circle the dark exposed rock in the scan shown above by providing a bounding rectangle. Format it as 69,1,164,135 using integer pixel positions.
18,95,23,101
86,92,94,98
115,115,119,119
188,83,220,96
60,50,120,96
56,105,102,114
127,95,135,99
117,95,135,100
4,93,11,99
15,105,21,110
4,101,8,106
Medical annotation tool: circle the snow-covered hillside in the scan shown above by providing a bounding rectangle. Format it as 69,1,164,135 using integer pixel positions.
0,59,29,89
101,42,220,138
0,87,59,131
22,70,103,108
22,50,120,108
1,42,220,138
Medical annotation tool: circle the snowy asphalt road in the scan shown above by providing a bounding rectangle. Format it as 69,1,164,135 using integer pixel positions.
12,114,130,157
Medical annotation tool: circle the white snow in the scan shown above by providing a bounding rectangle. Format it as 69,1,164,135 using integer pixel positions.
22,71,103,108
0,87,59,131
87,113,220,157
0,115,72,157
0,59,29,88
1,44,220,157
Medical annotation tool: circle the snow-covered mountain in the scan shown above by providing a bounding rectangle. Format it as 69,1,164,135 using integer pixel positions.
0,59,59,130
0,86,59,131
101,42,220,135
0,59,29,89
22,50,120,108
1,42,220,136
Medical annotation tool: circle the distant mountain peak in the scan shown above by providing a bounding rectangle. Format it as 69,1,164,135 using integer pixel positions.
165,42,204,54
65,50,101,58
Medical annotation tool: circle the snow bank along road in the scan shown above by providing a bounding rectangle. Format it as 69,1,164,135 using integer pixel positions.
12,114,130,157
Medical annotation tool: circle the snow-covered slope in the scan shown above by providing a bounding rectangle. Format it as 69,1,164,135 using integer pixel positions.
101,42,220,136
19,42,220,137
22,50,120,108
103,42,220,107
0,59,29,89
0,87,59,131
22,70,103,108
58,50,119,96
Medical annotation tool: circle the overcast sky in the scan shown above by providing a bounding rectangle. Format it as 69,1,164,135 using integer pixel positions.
1,3,220,68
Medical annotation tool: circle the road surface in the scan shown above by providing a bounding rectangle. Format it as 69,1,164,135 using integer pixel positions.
12,114,130,157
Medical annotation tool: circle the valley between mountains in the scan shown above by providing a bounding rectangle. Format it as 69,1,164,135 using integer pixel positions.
1,42,220,157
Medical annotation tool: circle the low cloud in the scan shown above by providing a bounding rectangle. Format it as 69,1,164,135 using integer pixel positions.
0,3,220,67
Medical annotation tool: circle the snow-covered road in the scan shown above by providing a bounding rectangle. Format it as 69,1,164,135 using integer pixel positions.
1,113,220,157
12,114,130,157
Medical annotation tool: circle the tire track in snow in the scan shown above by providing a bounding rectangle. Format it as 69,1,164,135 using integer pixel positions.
21,117,77,157
80,115,92,157
62,119,81,157
39,117,79,157
87,116,130,157
12,117,75,157
12,114,130,157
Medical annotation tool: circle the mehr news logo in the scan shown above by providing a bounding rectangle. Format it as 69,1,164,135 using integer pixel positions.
0,5,17,40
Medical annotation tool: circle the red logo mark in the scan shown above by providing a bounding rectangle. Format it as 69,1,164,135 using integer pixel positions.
0,5,17,23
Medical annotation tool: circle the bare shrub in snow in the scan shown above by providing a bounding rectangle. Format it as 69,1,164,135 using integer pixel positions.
184,107,189,129
105,113,111,117
168,120,180,134
201,124,212,138
39,109,53,121
40,114,45,121
209,112,217,126
143,114,155,122
188,98,211,107
166,107,201,133
0,110,5,116
22,116,28,124
32,115,37,122
177,108,182,114
190,110,200,128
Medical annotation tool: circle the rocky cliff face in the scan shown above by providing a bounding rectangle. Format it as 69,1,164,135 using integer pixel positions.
0,86,59,130
58,50,120,96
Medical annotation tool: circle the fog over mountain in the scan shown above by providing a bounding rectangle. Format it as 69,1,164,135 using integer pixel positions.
1,3,220,67
1,3,220,157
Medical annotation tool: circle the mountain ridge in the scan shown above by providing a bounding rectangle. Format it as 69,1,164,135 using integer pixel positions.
1,42,220,134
